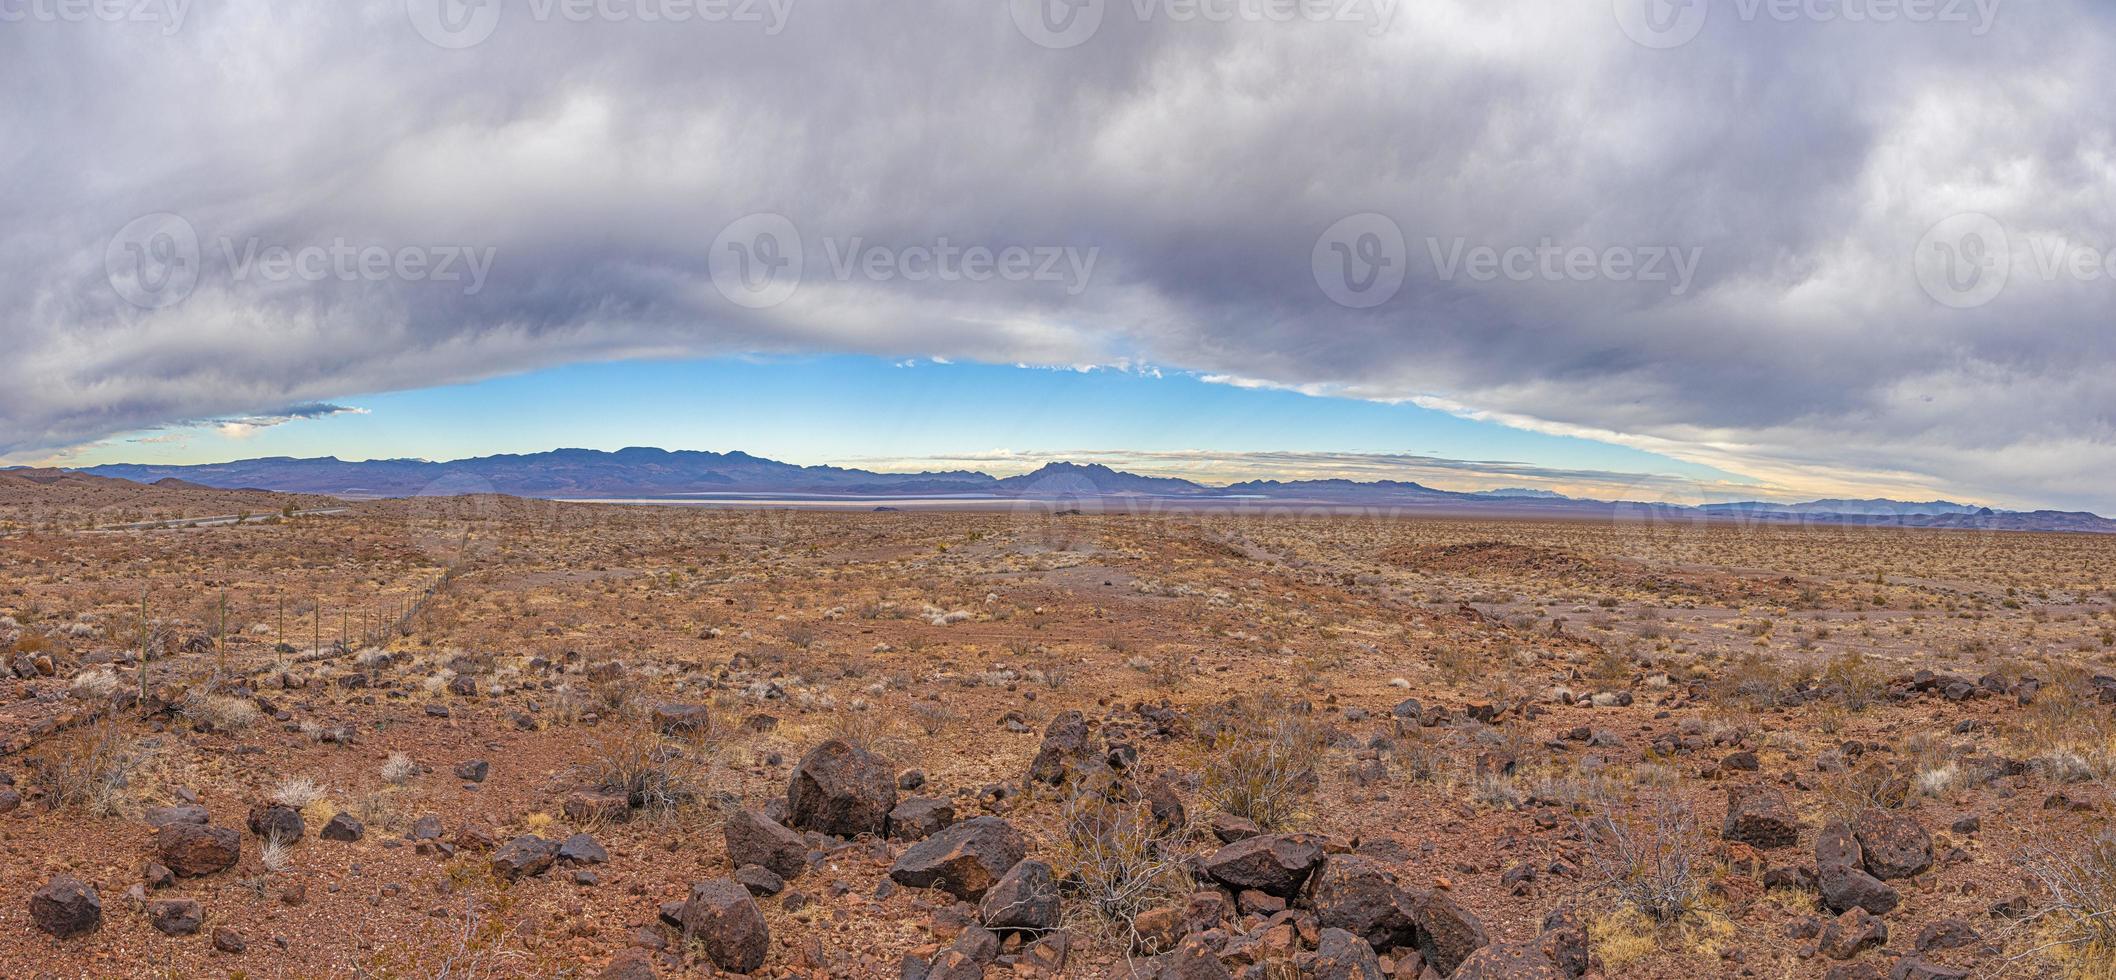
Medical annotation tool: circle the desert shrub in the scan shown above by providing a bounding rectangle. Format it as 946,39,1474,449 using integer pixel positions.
271,776,325,809
1053,786,1190,953
1199,701,1322,830
2021,830,2116,978
1820,650,1885,711
29,721,148,815
909,699,959,737
70,667,121,699
182,691,259,732
1581,793,1711,928
1713,651,1798,710
381,752,418,785
576,728,706,818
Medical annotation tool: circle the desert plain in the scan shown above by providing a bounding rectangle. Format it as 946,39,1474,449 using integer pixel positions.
2,471,2114,978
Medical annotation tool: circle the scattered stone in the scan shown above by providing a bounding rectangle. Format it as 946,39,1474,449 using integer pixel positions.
1308,854,1418,949
979,859,1059,933
1025,710,1093,785
145,804,210,829
559,832,608,864
1451,943,1564,979
453,759,489,782
150,898,204,936
1409,887,1491,976
1914,917,1980,951
1819,907,1889,960
1818,822,1900,916
1310,927,1386,980
889,797,955,842
723,808,808,880
157,823,241,877
600,948,659,979
889,816,1026,900
490,835,559,881
213,926,246,953
30,875,100,938
651,703,712,735
1854,809,1933,880
322,813,365,842
734,864,785,897
143,862,175,889
1202,833,1326,899
678,877,769,974
1724,785,1800,849
787,739,897,838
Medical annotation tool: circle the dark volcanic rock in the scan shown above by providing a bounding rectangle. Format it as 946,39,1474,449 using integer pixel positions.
1724,785,1800,849
723,808,808,880
559,832,608,864
247,802,305,841
651,703,712,735
144,804,209,829
1817,822,1900,915
149,897,204,936
889,816,1026,900
979,859,1060,933
321,812,365,842
156,823,240,877
679,877,769,974
1451,943,1565,980
30,876,101,938
1853,809,1932,880
490,835,559,881
1409,887,1491,976
786,739,896,838
1025,710,1093,785
1308,854,1418,949
1201,833,1326,899
888,797,955,842
1310,927,1386,979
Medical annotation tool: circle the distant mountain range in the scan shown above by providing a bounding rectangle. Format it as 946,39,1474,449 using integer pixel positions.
51,448,2116,532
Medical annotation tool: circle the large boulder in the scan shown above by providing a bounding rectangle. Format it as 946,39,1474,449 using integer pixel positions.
888,797,955,842
722,808,808,880
1853,809,1932,880
889,816,1026,900
1308,855,1419,949
979,859,1060,933
679,877,769,974
1201,833,1326,899
1723,785,1800,849
786,739,896,838
1817,822,1900,915
156,823,240,877
30,876,101,938
1408,887,1490,976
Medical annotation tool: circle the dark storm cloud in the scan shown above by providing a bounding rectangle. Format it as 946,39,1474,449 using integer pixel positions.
2,0,2113,509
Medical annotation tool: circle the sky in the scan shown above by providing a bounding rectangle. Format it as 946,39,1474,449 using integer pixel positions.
4,1,2114,511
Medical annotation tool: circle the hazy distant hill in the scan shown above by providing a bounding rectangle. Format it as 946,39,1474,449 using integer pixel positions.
58,448,2116,532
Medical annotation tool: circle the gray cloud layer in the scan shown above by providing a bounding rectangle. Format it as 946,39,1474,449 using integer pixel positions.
3,0,2113,509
